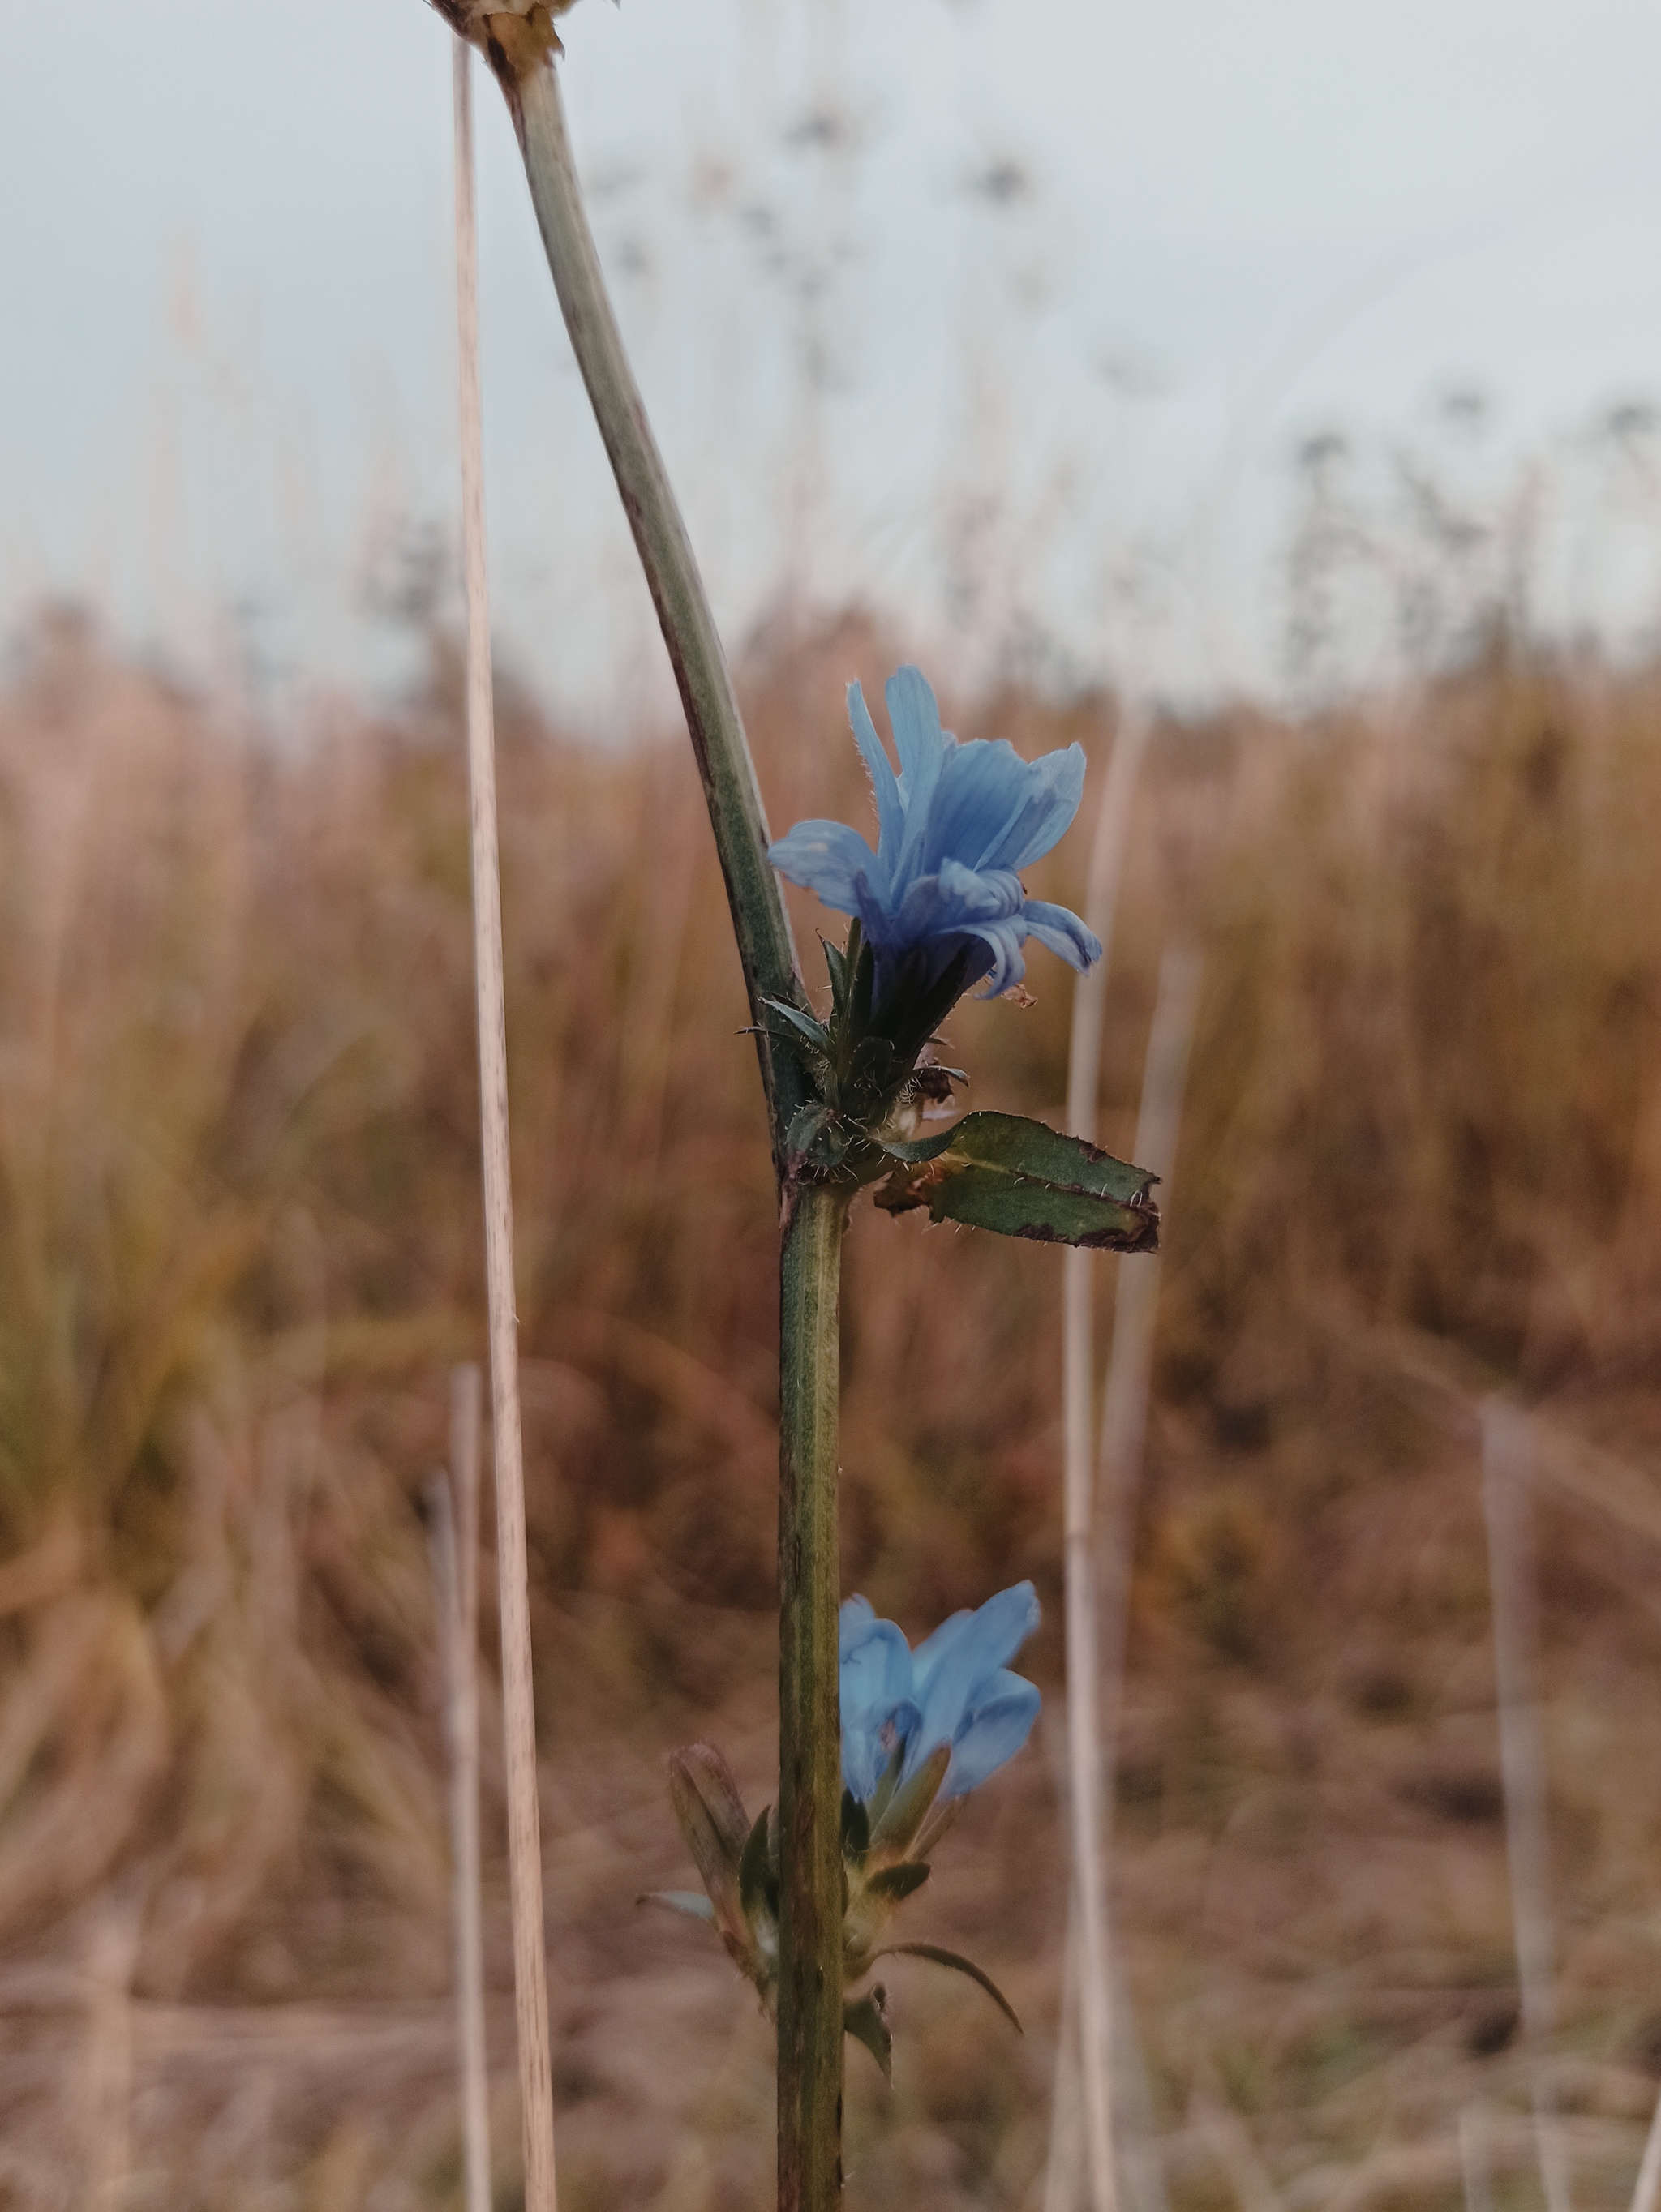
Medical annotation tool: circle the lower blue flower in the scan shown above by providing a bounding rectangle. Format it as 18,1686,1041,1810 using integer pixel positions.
839,1582,1042,1804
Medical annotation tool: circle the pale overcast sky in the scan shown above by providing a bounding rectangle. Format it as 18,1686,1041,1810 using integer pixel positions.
5,0,1661,718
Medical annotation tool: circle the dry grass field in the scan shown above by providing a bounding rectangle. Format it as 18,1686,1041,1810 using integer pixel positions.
3,604,1661,2210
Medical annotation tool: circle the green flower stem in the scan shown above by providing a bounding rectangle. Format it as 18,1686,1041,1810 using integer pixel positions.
482,25,812,1172
776,1179,851,2212
459,17,848,2204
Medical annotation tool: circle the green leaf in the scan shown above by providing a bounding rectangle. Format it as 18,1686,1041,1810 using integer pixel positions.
843,1987,892,2079
817,1121,854,1170
848,922,873,1031
820,933,848,1003
637,1889,716,1923
786,1103,837,1160
873,1942,1023,2031
850,1035,896,1085
865,1860,930,1904
759,997,832,1055
882,1110,1159,1252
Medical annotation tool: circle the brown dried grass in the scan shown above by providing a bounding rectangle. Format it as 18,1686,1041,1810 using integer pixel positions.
3,611,1661,2206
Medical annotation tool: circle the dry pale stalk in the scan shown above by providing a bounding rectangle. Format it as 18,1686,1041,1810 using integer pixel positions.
1097,945,1203,1738
1480,1399,1570,2212
428,1361,491,2212
1075,945,1200,2212
453,40,559,2212
1041,1929,1083,2212
1058,707,1150,2212
1460,2104,1496,2212
81,1902,140,2212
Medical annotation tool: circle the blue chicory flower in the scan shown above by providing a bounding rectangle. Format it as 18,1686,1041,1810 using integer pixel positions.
839,1581,1042,1805
768,667,1102,1007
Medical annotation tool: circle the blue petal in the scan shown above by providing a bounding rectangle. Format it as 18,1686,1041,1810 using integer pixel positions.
966,919,1028,997
1019,898,1102,972
843,1693,922,1800
983,744,1088,872
839,1610,913,1725
885,667,955,890
934,859,1024,923
839,1593,878,1656
916,741,1031,879
848,682,906,867
882,861,1021,954
852,868,906,956
768,819,888,914
885,666,953,828
908,1606,972,1706
912,1582,1040,1703
840,1598,919,1798
942,1671,1042,1799
842,1704,888,1799
908,1581,1041,1773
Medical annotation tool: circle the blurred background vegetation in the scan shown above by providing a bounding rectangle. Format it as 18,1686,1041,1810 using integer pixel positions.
12,2,1661,2205
6,419,1661,2205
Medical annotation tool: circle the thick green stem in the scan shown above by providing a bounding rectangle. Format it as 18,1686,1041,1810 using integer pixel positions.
488,37,811,1174
777,1180,849,2212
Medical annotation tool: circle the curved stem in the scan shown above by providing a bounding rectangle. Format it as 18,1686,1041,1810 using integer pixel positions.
459,24,848,2209
776,1181,850,2212
487,36,811,1175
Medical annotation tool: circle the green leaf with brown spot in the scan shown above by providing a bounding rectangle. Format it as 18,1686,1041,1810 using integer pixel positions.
880,1110,1159,1250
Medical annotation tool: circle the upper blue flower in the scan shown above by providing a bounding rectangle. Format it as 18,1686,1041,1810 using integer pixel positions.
839,1581,1042,1805
768,667,1102,1006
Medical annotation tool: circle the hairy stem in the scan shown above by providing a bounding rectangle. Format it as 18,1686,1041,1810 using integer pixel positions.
486,34,810,1172
777,1181,850,2212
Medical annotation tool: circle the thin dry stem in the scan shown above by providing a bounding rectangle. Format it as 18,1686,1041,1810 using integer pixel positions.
81,1902,140,2212
1058,881,1191,2212
1460,2103,1496,2212
430,1359,491,2212
1041,1924,1083,2212
454,41,558,2212
1058,706,1151,2212
1098,943,1204,1708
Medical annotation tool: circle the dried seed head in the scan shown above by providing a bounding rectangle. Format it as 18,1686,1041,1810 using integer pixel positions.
433,1,577,76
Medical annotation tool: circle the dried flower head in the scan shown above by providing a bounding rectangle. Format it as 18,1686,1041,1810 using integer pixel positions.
431,0,577,74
